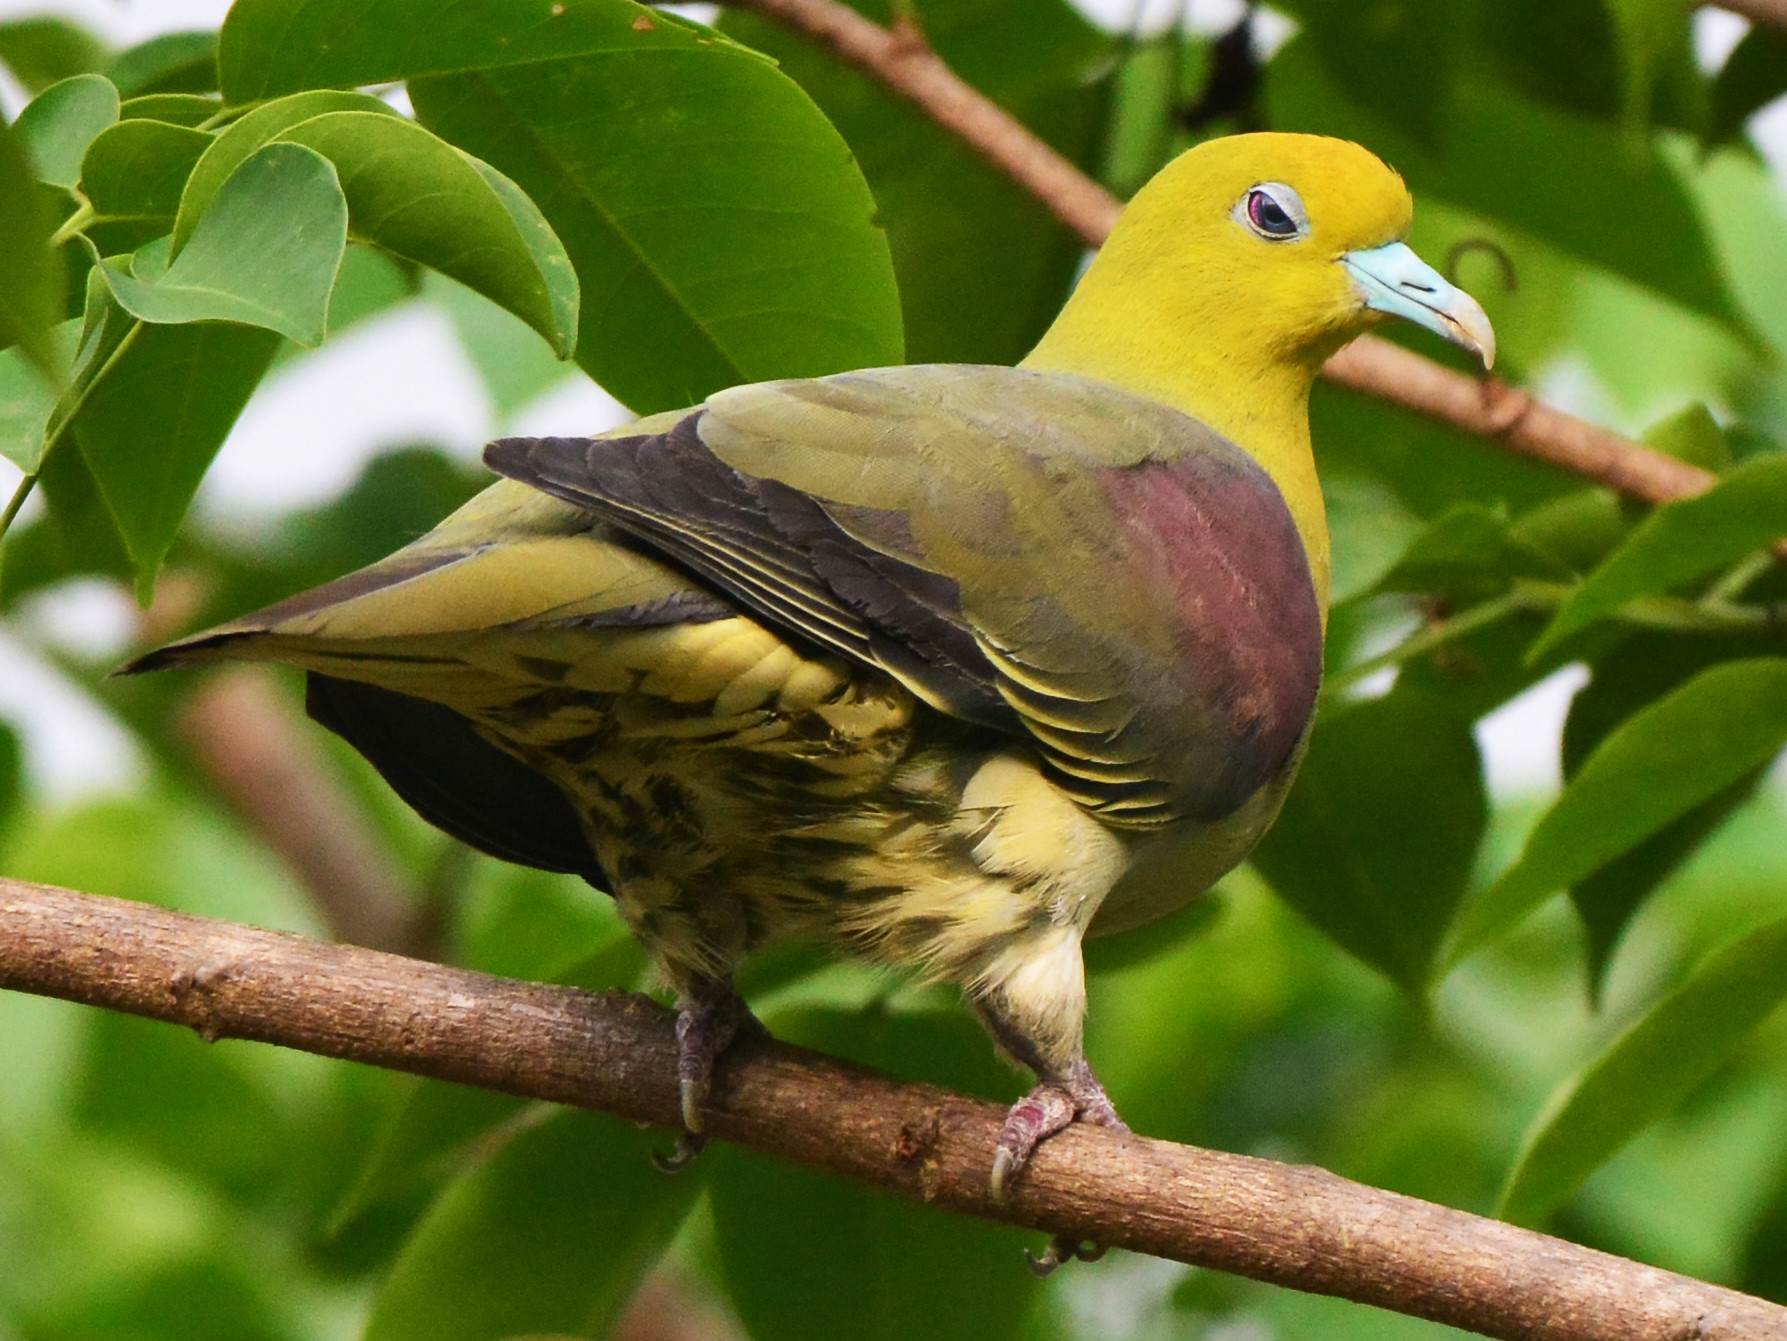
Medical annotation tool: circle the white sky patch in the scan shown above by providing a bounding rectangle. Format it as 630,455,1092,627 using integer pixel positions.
505,375,633,441
1476,665,1589,800
197,302,494,523
1692,6,1750,71
0,632,145,804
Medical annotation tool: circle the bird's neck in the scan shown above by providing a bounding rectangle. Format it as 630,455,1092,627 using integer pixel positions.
1023,285,1333,611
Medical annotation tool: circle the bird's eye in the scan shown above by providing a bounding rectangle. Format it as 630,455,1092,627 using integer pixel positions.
1234,183,1308,241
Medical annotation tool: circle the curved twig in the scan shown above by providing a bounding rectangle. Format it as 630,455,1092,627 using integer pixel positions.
2,877,1783,1341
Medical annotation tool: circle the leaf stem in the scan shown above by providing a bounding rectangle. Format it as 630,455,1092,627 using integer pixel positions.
0,473,36,540
1324,588,1544,699
50,202,95,248
0,321,144,547
1702,550,1777,607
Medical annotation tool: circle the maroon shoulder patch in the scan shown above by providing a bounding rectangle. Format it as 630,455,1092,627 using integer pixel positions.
1095,452,1322,819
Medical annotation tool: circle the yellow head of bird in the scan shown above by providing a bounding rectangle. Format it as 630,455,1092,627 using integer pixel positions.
1036,132,1494,382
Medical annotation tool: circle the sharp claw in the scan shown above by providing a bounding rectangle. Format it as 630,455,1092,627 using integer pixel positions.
990,1146,1016,1203
651,1130,707,1174
1076,1241,1109,1263
680,1077,706,1134
1025,1239,1069,1278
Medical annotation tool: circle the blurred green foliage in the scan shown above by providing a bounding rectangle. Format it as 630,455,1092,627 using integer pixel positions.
2,0,1786,1338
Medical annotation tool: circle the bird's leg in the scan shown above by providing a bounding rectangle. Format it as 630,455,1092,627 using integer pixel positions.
653,975,756,1173
978,1007,1130,1200
972,969,1128,1275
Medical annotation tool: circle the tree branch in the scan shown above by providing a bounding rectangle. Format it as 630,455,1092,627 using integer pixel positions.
4,877,1784,1341
728,0,1781,551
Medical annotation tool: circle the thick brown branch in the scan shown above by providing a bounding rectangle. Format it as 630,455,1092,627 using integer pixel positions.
729,0,1777,542
3,877,1783,1341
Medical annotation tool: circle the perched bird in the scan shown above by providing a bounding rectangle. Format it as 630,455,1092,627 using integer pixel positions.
130,133,1492,1216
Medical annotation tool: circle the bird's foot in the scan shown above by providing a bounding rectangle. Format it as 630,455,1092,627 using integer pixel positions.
989,1059,1128,1276
651,985,758,1174
990,1058,1128,1202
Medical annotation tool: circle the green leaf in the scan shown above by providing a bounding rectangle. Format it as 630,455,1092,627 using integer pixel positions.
99,142,346,346
1376,503,1567,600
171,90,402,248
0,114,66,382
1501,915,1787,1225
1642,401,1729,472
119,92,223,128
1562,632,1777,984
1252,688,1487,993
65,297,282,595
0,722,18,827
1452,659,1787,959
412,52,902,410
15,72,119,189
180,103,578,356
721,0,1113,365
1267,37,1751,336
1708,25,1787,147
1531,454,1787,659
0,16,109,94
709,1007,1033,1341
81,119,214,256
330,1078,530,1234
219,0,730,96
0,321,80,471
215,0,902,408
1601,0,1694,127
108,30,218,97
362,1109,700,1341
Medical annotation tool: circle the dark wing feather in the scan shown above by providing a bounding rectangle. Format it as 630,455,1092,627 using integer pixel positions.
306,675,609,887
487,417,1017,729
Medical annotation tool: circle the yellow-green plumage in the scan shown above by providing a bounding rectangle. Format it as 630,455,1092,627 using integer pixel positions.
132,132,1492,1193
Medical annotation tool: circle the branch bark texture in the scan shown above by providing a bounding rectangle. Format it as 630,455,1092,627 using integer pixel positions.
730,0,1775,541
3,878,1784,1341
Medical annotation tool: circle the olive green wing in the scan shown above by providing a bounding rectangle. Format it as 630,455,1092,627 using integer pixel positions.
489,364,1323,826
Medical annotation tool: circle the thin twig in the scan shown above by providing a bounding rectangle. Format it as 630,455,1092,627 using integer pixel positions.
727,0,1787,563
2,878,1784,1341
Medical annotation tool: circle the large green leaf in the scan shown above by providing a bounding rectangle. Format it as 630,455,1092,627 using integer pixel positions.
0,114,66,382
410,56,901,409
220,0,733,95
217,0,902,410
1531,454,1787,658
710,1006,1033,1341
1451,659,1787,959
0,321,80,472
108,30,219,98
1267,37,1750,336
179,100,578,356
14,72,118,189
1561,632,1779,985
99,143,347,346
721,0,1113,365
0,16,108,94
1252,688,1487,993
80,119,214,256
361,1109,700,1341
64,294,282,595
1501,915,1787,1226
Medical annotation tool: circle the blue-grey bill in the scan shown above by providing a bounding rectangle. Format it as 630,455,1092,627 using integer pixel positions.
1342,241,1496,370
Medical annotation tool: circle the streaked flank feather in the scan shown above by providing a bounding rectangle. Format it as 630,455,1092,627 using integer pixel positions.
129,133,1493,1217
